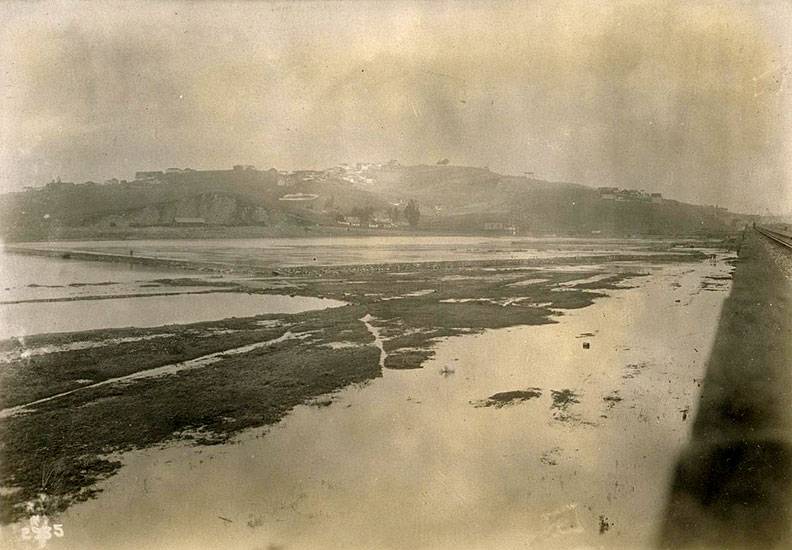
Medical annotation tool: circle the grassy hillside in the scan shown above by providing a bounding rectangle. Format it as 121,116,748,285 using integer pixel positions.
0,164,748,241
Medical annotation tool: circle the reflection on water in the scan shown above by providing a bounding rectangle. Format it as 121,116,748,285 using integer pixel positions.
0,293,344,339
0,250,201,287
10,235,694,269
0,250,212,305
0,249,346,339
55,259,733,550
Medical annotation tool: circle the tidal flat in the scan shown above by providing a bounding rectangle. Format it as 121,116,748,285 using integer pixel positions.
0,239,735,548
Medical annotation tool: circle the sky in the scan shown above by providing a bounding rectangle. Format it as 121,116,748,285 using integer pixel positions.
1,0,790,214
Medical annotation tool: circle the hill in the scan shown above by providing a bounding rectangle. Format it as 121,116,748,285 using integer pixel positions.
0,164,751,241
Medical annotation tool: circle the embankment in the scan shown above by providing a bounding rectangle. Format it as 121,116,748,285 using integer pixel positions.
660,230,792,548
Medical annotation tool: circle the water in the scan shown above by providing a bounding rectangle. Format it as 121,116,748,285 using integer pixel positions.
51,258,733,549
0,250,210,303
0,237,694,340
8,235,695,269
0,250,344,339
0,250,201,287
0,292,344,340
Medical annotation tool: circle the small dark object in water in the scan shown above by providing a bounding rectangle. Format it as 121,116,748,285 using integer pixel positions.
603,392,622,409
551,389,580,411
475,388,543,408
599,515,611,534
583,342,591,349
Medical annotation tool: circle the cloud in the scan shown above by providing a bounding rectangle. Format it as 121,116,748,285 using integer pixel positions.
1,0,789,213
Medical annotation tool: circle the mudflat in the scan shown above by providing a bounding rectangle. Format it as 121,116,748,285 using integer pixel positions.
0,238,735,548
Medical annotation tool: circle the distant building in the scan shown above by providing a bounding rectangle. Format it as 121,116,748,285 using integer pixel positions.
598,187,619,200
45,179,75,190
135,171,164,180
484,222,517,234
338,216,362,227
370,212,395,228
484,222,506,231
623,189,648,201
599,186,655,202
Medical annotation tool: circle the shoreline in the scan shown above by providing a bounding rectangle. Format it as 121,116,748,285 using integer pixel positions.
3,246,228,275
3,241,715,279
1,223,740,245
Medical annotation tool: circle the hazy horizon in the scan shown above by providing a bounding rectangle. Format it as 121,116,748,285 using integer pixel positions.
1,0,790,214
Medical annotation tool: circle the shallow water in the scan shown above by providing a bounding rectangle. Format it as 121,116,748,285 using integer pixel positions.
0,237,695,340
10,235,693,269
0,292,344,339
0,250,202,287
51,257,733,550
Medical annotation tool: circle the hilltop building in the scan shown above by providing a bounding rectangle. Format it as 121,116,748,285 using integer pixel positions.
598,187,662,203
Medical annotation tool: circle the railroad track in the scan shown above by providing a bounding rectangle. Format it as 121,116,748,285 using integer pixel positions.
756,225,792,250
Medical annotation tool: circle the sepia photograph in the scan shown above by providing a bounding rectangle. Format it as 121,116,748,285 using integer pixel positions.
0,1,791,548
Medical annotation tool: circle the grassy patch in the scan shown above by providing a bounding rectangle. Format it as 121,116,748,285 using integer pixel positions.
473,388,543,408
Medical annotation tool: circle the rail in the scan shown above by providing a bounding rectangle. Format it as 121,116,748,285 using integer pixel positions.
755,225,792,251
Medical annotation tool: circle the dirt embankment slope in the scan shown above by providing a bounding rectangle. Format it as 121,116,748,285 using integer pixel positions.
661,230,792,548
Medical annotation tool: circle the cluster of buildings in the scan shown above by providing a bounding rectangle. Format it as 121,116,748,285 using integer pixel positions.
483,222,518,234
337,213,400,229
37,178,99,191
325,163,379,185
34,160,404,192
598,187,663,203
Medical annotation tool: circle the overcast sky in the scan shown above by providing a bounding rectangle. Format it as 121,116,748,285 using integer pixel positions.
1,0,790,213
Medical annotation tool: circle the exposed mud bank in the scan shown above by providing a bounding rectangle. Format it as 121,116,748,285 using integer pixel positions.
0,241,726,528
